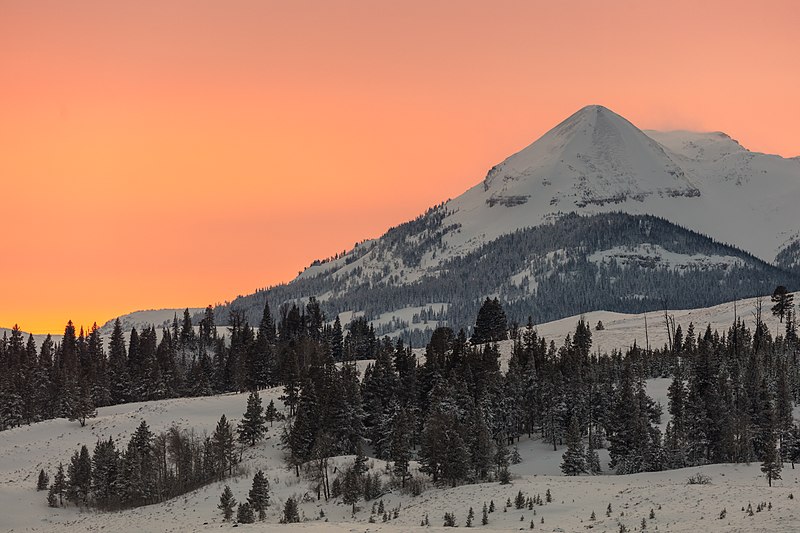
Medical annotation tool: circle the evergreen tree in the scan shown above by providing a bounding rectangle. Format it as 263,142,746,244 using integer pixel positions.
238,391,267,447
341,466,361,514
108,319,131,404
120,420,156,506
390,408,413,487
237,502,255,524
471,298,508,344
771,286,794,323
561,415,587,475
52,463,66,506
37,469,49,491
218,485,236,521
66,445,92,506
761,406,782,487
69,377,96,427
265,399,279,427
282,496,300,523
91,437,119,509
248,470,270,520
212,414,237,479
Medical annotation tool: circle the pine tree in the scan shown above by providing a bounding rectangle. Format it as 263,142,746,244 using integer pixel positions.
218,485,236,521
66,445,92,506
108,319,131,404
466,506,474,527
561,415,587,475
341,467,361,514
37,469,49,491
52,463,66,506
471,298,508,344
238,391,266,447
119,420,156,506
47,484,59,507
265,398,279,427
482,502,489,525
91,437,119,509
69,377,96,427
212,414,237,479
248,470,270,520
282,496,300,523
761,407,782,487
586,447,602,474
771,286,794,323
237,502,255,523
390,408,412,487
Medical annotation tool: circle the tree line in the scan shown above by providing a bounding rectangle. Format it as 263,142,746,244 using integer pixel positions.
42,390,275,512
19,289,800,520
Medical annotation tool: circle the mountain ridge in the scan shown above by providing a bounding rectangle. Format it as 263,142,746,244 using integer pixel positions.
102,105,800,339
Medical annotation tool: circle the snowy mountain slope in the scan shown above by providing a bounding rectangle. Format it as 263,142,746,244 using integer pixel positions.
223,212,798,343
98,308,203,334
297,106,800,285
486,294,786,371
439,105,800,266
2,363,798,531
206,105,800,336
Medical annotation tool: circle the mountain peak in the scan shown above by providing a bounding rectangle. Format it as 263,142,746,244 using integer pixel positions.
480,104,699,204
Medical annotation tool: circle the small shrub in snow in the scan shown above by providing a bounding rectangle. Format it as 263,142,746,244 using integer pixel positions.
511,446,522,464
686,473,711,485
718,508,726,519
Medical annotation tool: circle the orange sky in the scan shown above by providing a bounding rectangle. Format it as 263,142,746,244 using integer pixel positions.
1,1,798,333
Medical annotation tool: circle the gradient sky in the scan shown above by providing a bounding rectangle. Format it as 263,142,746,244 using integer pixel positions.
2,1,798,333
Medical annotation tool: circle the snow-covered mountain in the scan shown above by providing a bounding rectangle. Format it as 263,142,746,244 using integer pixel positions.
302,105,800,278
214,105,800,336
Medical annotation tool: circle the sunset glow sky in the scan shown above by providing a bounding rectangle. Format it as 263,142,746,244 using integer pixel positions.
2,1,799,333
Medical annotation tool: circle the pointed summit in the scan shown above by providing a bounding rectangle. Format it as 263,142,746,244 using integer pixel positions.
481,104,700,206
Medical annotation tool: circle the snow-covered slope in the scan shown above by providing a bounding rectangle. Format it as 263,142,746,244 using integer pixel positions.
98,308,204,334
440,105,800,265
216,105,800,336
2,301,799,532
532,293,784,356
300,105,800,284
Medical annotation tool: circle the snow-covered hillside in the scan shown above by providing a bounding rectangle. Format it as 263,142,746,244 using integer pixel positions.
300,105,800,286
211,105,800,339
533,293,786,356
443,105,800,266
2,369,798,532
98,308,204,334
